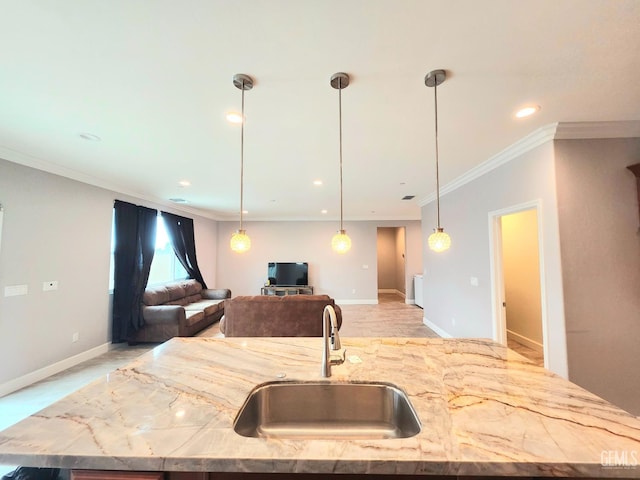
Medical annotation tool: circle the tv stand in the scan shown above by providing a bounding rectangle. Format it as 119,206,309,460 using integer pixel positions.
261,285,314,296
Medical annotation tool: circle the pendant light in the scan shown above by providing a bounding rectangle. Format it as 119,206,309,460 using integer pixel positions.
425,69,451,253
330,72,352,254
230,74,253,254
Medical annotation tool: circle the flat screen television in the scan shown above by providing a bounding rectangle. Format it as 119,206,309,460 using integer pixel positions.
268,262,308,286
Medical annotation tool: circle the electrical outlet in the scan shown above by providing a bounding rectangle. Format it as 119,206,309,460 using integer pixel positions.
470,277,479,287
72,332,79,343
43,281,58,291
352,289,356,294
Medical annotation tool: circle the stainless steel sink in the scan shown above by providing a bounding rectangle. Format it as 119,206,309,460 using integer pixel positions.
233,381,421,439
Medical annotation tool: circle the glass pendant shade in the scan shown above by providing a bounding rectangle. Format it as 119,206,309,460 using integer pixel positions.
230,229,251,253
331,229,352,254
428,227,451,253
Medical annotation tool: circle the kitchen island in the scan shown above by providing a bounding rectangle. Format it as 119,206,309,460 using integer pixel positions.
0,337,639,478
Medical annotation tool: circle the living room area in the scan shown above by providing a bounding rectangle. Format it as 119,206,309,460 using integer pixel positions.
0,157,428,396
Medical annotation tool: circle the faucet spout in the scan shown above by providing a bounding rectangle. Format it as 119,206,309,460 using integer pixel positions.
321,304,344,377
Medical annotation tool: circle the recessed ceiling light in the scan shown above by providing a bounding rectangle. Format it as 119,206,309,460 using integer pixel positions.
515,105,540,118
321,209,328,214
179,180,191,187
313,180,323,186
242,209,248,214
226,112,243,124
79,132,101,141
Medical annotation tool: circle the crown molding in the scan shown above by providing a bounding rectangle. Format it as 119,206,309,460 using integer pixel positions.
418,121,640,206
554,120,640,139
0,144,221,220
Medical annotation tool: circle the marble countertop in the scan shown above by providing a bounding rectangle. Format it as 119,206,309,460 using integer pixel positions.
1,337,640,478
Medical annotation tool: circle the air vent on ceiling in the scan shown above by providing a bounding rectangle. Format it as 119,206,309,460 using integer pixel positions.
169,198,187,203
402,195,415,200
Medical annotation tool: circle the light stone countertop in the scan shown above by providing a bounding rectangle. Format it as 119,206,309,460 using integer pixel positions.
1,337,640,478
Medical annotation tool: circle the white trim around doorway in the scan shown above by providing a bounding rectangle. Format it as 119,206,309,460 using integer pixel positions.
488,199,550,370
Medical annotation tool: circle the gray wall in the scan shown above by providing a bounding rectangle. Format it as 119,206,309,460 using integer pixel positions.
421,142,569,378
216,220,422,303
555,138,640,415
0,158,218,390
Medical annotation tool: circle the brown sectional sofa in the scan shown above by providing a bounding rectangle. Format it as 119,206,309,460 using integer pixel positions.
128,279,231,343
220,294,342,337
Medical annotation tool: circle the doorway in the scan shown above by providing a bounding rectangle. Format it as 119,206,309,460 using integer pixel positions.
376,227,406,304
489,202,547,367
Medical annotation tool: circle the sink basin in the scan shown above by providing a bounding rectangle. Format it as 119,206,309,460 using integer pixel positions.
233,381,421,439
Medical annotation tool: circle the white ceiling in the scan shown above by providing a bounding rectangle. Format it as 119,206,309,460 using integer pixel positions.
1,0,639,221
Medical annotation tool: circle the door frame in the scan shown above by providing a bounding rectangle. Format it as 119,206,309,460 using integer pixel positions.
488,199,549,368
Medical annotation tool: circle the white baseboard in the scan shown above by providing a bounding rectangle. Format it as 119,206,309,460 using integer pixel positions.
423,316,452,338
378,288,405,297
507,329,543,353
0,342,111,398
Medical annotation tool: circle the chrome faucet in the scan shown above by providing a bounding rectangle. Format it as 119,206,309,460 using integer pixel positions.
321,304,345,377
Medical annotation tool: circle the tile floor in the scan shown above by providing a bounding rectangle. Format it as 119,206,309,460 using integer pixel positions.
507,338,544,367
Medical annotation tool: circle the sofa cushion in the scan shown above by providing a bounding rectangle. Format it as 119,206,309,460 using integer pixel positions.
181,279,203,297
183,299,223,317
184,309,205,327
143,285,172,306
143,279,203,306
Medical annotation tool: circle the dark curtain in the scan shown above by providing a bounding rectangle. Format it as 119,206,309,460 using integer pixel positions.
112,200,158,343
161,211,207,288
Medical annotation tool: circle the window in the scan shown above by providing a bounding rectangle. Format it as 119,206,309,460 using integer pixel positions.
109,212,188,291
147,215,188,286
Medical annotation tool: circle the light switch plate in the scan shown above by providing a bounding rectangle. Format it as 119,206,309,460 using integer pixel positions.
5,284,28,297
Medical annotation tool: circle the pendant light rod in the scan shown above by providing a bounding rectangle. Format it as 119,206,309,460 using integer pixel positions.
230,74,253,254
425,69,451,253
434,77,441,229
339,78,344,230
331,72,349,231
425,69,446,230
233,74,253,230
330,72,352,254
